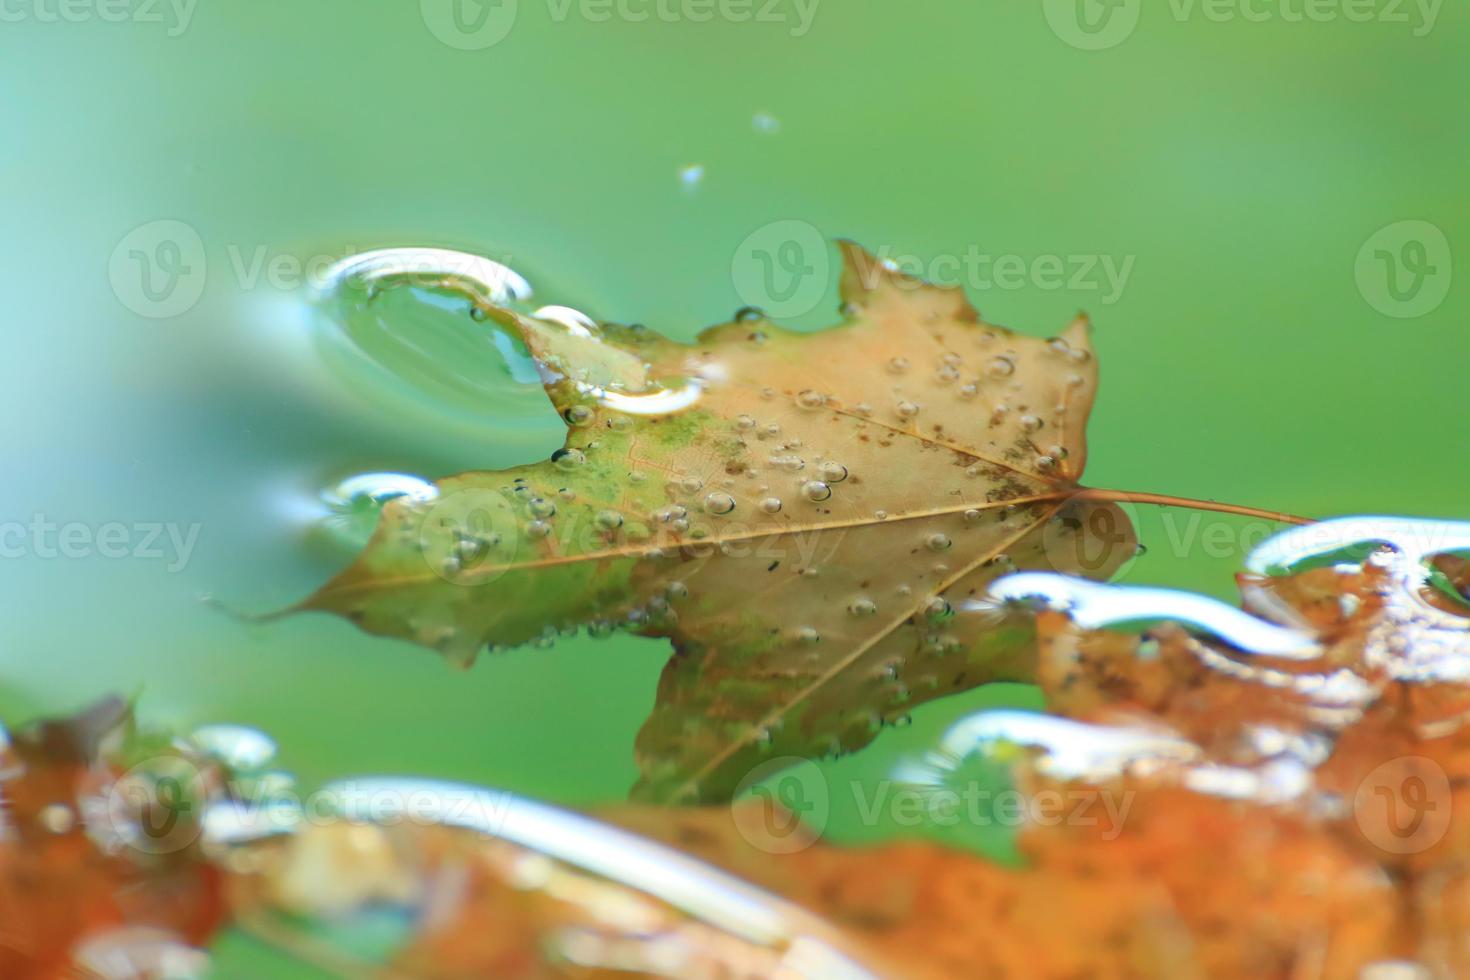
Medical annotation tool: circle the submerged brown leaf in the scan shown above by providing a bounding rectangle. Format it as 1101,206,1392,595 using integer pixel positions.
300,243,1135,802
235,519,1470,978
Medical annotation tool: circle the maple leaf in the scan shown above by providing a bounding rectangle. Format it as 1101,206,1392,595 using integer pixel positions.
296,242,1137,802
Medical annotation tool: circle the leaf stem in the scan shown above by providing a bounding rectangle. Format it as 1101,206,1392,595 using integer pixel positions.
1075,488,1313,526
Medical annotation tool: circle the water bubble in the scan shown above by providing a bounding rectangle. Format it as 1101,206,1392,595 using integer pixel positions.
665,581,689,600
802,481,832,502
796,626,821,644
734,306,765,323
318,472,439,548
1020,414,1044,433
552,448,585,470
957,382,979,399
1068,348,1092,364
595,510,624,530
924,597,954,620
887,357,910,374
796,389,826,410
819,461,848,483
681,476,705,494
1035,455,1058,471
607,414,634,432
528,497,557,518
986,355,1016,378
771,454,805,472
926,533,953,552
735,414,757,431
759,496,783,514
704,492,737,515
1046,337,1070,355
895,400,920,420
526,520,552,539
761,423,781,439
190,725,277,772
963,508,983,523
564,405,596,427
935,365,960,384
849,597,878,616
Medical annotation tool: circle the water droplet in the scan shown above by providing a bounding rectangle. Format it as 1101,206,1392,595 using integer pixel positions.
888,357,910,374
665,581,689,600
802,481,832,502
526,520,552,539
1047,337,1071,355
704,491,737,515
935,365,960,384
552,448,585,470
735,414,757,431
963,508,983,523
564,404,595,427
1036,455,1057,471
926,533,953,551
986,355,1015,378
528,497,556,518
680,476,705,494
759,496,783,514
895,400,920,420
924,597,953,620
796,626,821,644
191,724,277,771
1020,414,1044,433
607,414,634,432
849,597,878,616
678,164,705,189
595,510,624,530
795,389,826,410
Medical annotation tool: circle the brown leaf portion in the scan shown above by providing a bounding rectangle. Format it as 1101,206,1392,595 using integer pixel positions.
0,700,226,979
300,242,1135,802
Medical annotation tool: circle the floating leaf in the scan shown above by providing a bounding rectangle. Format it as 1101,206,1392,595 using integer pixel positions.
297,243,1136,802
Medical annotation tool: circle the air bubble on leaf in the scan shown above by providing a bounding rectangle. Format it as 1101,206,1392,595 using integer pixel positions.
1020,414,1044,433
528,497,556,518
704,492,737,515
924,597,954,621
1046,337,1071,355
1068,348,1092,364
927,533,953,552
771,455,805,472
802,481,832,502
819,461,848,483
887,357,910,374
963,509,982,524
895,400,920,420
735,306,765,323
552,448,585,470
957,382,979,400
986,355,1015,378
796,626,821,644
759,496,783,514
735,414,757,431
795,389,826,410
849,597,878,616
607,414,634,432
665,581,689,600
1036,455,1058,471
526,520,552,539
681,476,705,494
595,510,624,530
935,365,960,384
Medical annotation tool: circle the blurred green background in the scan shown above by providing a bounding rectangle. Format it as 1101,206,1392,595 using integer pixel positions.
1,0,1466,972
